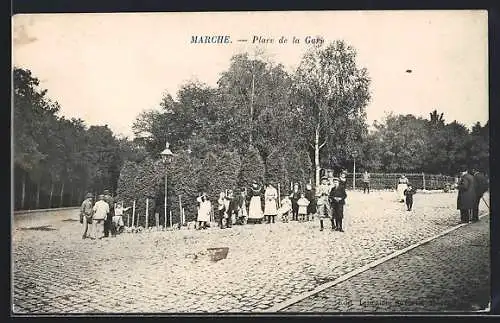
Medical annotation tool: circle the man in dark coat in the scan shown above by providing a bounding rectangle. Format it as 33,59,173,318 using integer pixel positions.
103,189,115,237
290,183,301,221
472,168,488,222
329,178,347,232
457,168,476,223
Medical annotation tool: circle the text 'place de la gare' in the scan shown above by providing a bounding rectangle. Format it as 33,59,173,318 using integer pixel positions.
190,35,325,44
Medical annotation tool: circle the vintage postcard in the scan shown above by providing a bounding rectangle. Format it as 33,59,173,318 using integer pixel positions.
12,11,490,314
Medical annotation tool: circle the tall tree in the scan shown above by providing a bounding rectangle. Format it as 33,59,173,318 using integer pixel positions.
293,41,371,186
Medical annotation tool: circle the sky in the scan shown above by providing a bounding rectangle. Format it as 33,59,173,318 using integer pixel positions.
12,10,488,139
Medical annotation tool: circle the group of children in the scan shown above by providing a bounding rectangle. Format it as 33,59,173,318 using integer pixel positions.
277,192,315,223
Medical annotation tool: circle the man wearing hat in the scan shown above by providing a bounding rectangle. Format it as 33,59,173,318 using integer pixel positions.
457,167,476,223
92,195,110,239
329,177,347,232
316,176,332,231
80,193,94,239
103,189,115,237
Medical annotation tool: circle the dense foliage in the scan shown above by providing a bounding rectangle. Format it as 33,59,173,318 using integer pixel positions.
13,40,489,214
13,68,143,210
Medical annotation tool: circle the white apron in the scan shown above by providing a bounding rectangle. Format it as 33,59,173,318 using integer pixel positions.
197,199,212,222
248,196,263,219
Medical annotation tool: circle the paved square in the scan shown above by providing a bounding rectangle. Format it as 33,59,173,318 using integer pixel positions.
12,191,489,313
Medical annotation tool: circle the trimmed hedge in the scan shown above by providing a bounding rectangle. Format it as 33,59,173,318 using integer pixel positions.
116,144,314,224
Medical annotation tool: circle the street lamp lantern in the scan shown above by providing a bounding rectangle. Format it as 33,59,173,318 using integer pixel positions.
160,142,174,163
160,141,174,229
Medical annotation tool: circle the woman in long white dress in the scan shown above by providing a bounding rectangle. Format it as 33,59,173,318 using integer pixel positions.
264,183,278,223
248,182,264,223
396,175,409,202
196,193,212,229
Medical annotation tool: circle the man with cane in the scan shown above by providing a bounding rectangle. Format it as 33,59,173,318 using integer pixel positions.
472,168,489,222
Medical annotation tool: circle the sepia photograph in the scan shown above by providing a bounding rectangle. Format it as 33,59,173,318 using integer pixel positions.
11,10,490,314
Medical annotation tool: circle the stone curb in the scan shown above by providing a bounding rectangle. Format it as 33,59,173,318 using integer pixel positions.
264,213,489,312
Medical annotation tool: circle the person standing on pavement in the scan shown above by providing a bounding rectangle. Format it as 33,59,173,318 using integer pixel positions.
248,181,264,224
79,193,94,239
217,191,227,229
362,170,371,194
397,175,409,203
403,184,417,211
91,195,109,239
457,168,476,223
471,168,488,222
103,189,115,238
297,193,310,222
339,170,348,189
237,189,248,225
305,183,316,221
196,192,211,229
317,176,332,231
264,183,278,224
329,178,347,232
113,202,130,234
278,194,292,223
226,189,238,228
290,183,301,221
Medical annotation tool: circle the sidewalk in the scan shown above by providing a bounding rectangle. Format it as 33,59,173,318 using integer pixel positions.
281,215,491,313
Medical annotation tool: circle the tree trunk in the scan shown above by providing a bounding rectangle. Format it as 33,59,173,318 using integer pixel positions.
59,182,65,207
21,172,26,210
315,123,321,188
36,179,40,209
49,182,54,208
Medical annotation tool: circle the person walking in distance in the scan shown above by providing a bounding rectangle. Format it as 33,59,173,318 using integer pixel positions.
103,189,115,237
329,178,347,232
403,183,416,211
317,176,332,231
471,168,488,222
80,193,94,239
362,170,371,194
91,195,109,239
457,167,476,223
305,183,316,221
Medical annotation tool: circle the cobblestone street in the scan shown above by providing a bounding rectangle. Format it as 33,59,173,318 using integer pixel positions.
12,191,490,314
282,215,490,313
